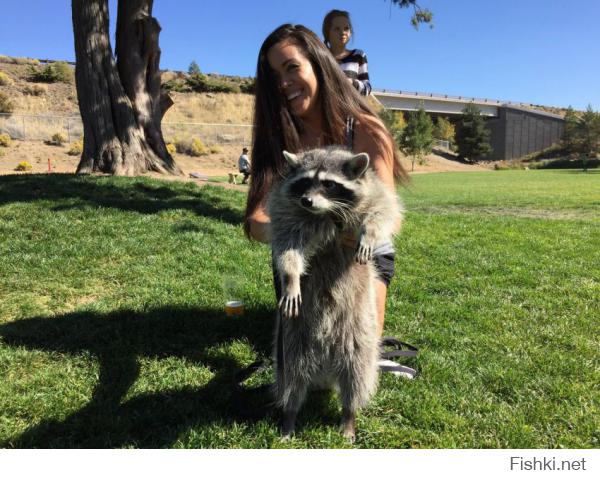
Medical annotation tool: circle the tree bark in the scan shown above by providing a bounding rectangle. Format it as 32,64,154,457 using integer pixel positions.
72,0,181,176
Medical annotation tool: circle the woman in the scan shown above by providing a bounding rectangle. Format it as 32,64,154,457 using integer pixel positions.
244,24,408,339
322,9,372,96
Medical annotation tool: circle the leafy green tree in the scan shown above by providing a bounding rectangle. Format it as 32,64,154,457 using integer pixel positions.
578,105,600,159
561,106,579,153
455,103,492,162
188,60,201,75
399,106,434,171
379,109,406,142
434,116,455,145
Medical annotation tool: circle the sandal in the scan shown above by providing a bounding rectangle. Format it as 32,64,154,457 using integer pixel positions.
378,336,419,379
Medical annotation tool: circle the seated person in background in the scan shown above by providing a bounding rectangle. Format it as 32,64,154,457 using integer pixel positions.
238,147,251,184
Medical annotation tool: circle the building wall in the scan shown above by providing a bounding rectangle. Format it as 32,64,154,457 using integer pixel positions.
488,107,564,160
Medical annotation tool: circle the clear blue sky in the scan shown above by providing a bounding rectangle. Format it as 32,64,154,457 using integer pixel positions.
1,0,599,110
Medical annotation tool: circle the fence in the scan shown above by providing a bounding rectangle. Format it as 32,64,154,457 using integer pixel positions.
0,113,254,147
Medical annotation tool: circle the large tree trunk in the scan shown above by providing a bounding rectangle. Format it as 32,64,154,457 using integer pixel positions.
72,0,181,176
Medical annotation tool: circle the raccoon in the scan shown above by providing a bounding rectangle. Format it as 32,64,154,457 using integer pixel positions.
267,146,403,441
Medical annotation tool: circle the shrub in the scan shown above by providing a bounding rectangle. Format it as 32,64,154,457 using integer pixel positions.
166,143,176,155
0,71,13,86
15,161,33,171
209,145,222,154
67,139,83,156
28,61,73,83
190,138,209,156
162,78,191,93
174,137,209,156
23,83,47,96
0,133,11,147
186,73,240,94
0,91,14,113
51,132,68,145
240,78,256,94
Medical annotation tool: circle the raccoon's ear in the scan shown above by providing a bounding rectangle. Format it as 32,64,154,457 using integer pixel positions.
344,153,370,179
282,150,300,168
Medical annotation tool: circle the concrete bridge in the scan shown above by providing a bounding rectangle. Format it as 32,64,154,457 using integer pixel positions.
372,89,565,161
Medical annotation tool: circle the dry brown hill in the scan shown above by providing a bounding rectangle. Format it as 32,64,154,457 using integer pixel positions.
0,55,492,177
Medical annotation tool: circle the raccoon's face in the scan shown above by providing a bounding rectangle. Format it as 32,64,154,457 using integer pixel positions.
282,150,369,215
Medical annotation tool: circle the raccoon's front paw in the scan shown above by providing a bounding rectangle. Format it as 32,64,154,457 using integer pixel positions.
355,236,375,264
278,292,302,319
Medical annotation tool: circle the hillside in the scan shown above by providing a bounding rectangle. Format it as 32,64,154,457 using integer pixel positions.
0,55,492,177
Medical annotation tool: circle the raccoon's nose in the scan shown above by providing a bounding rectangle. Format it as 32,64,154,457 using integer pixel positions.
301,197,313,208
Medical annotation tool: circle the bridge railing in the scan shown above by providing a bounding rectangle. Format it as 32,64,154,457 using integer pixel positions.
374,89,531,107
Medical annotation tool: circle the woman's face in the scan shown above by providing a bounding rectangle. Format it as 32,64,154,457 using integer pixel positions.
328,16,351,49
267,40,320,122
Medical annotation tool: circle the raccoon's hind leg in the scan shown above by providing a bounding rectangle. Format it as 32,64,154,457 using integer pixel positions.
340,408,356,443
280,383,308,439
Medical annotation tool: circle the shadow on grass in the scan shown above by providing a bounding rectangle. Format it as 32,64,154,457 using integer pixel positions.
0,305,277,448
0,174,243,225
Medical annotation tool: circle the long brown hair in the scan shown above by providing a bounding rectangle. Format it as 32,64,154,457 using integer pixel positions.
244,24,407,238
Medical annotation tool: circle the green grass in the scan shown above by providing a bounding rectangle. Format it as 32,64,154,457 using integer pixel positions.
0,170,598,448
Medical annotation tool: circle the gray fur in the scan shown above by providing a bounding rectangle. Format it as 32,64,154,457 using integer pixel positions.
267,147,403,441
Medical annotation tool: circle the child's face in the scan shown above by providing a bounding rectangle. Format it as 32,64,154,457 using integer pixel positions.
267,40,320,122
328,16,351,49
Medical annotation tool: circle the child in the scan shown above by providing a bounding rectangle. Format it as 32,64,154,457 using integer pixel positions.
322,9,372,96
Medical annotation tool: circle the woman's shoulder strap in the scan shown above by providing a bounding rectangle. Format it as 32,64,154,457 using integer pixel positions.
345,116,355,150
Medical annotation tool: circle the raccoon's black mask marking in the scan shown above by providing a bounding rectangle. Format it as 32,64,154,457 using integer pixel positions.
288,174,357,206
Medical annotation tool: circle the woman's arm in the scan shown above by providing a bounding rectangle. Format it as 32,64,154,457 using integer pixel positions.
247,204,272,243
354,116,402,233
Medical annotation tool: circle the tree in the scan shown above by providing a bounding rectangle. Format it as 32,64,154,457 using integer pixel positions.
399,106,434,171
188,60,201,75
389,0,433,29
433,116,455,146
577,105,600,159
455,103,492,162
71,0,181,176
379,109,406,142
561,106,579,153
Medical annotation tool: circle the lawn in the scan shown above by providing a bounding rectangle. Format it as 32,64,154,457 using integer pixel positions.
0,170,598,448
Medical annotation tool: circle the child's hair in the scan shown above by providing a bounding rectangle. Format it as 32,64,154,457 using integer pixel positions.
322,9,352,47
244,24,407,238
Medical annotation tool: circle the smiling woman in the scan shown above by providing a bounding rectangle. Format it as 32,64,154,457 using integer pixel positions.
243,25,411,399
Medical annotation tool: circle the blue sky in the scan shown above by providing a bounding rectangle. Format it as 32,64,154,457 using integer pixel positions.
1,0,599,110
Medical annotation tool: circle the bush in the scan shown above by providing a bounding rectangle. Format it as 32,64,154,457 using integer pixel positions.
15,161,32,171
23,84,47,96
67,139,83,156
51,132,68,145
190,138,209,156
0,133,11,147
28,61,74,83
209,145,222,154
186,73,240,94
162,78,191,93
0,71,13,86
174,137,209,156
0,91,14,113
240,78,256,94
166,143,176,155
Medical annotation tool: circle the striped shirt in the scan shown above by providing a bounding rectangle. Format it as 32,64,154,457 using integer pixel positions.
337,49,372,96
